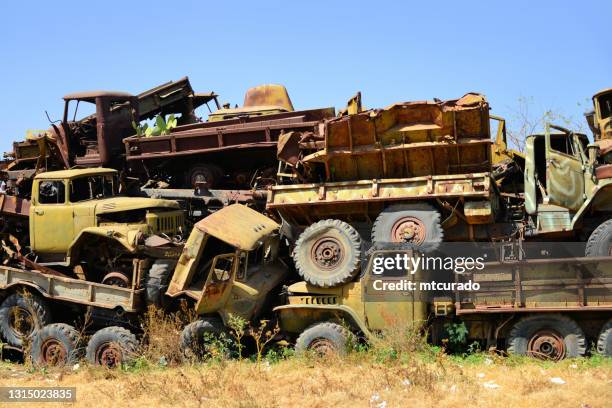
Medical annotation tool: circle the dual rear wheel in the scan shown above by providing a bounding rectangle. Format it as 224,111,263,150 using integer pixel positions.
29,325,138,368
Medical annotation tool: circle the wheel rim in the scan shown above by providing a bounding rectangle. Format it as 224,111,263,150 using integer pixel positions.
391,216,426,244
309,338,338,357
527,330,565,360
191,169,214,187
8,306,34,338
41,339,67,366
96,342,123,368
101,272,130,288
311,237,345,270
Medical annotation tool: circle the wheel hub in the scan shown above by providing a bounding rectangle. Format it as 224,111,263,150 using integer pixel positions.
391,216,426,244
311,237,344,270
309,338,337,357
101,272,130,288
8,306,33,337
97,343,123,368
41,339,67,366
528,330,565,360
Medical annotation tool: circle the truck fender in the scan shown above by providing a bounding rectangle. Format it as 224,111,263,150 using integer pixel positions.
67,227,140,265
571,180,612,229
273,304,372,339
2,281,48,301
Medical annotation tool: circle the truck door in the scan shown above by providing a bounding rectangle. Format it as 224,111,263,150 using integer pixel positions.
195,253,238,314
31,179,74,256
363,251,426,331
545,126,585,211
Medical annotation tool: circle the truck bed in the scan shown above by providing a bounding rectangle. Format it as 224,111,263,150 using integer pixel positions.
455,256,612,313
0,265,144,313
124,108,334,160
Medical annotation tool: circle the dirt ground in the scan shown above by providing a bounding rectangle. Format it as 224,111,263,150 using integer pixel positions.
0,355,610,408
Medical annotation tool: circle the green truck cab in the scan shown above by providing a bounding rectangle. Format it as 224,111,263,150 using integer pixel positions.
275,249,612,359
164,204,289,356
522,124,612,251
29,167,184,285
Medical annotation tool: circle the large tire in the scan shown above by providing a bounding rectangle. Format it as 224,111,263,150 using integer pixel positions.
507,314,586,360
85,326,138,368
185,164,223,188
295,322,354,357
143,259,176,307
180,318,228,360
30,323,81,367
293,219,362,288
371,203,443,252
0,292,51,347
586,219,612,257
597,319,612,357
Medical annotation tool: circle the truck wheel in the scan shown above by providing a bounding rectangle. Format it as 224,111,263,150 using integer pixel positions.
86,326,138,368
295,322,354,357
144,259,176,307
30,324,81,367
585,219,612,257
186,164,223,188
0,292,51,347
597,319,612,357
371,203,443,251
507,314,586,360
293,219,362,288
180,318,228,360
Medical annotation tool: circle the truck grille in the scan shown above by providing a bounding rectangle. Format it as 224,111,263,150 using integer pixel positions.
147,210,184,235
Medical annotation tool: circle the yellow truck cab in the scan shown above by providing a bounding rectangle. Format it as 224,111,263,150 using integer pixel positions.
29,168,184,284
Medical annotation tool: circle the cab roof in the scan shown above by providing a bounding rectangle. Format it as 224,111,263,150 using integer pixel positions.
63,91,134,102
194,204,279,251
593,88,612,99
34,168,117,180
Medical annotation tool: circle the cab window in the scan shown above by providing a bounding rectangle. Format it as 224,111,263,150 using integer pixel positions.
70,175,117,202
38,180,66,204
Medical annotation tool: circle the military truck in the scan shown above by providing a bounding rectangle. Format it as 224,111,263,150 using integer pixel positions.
4,77,210,198
275,248,612,360
0,204,289,367
26,168,184,284
124,84,335,190
267,92,612,288
585,88,612,142
164,204,289,357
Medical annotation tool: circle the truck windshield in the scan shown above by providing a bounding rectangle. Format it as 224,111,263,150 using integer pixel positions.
599,93,612,119
70,175,117,202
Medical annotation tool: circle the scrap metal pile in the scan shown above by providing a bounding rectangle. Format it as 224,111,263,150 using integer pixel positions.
0,78,610,366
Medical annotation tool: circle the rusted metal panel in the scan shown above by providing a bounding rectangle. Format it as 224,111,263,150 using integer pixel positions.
0,194,30,217
194,204,279,251
124,108,334,160
456,256,612,313
0,265,143,312
282,93,491,182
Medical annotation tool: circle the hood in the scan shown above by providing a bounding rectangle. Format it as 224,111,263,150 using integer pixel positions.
94,196,180,214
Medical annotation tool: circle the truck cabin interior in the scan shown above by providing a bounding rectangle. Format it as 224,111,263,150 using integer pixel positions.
62,92,137,167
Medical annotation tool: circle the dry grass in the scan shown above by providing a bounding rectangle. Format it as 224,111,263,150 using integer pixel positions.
2,314,610,407
0,355,610,408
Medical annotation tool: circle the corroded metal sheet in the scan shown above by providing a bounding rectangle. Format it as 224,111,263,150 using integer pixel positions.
285,93,492,182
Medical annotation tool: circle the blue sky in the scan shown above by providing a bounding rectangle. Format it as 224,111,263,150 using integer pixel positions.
0,1,609,153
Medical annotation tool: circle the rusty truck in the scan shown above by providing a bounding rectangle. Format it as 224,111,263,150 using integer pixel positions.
0,204,289,367
266,93,612,288
275,247,612,360
4,77,210,198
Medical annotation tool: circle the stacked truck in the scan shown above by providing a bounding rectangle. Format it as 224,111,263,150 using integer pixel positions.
0,87,610,366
